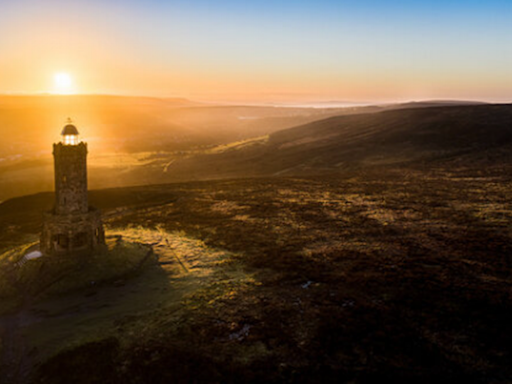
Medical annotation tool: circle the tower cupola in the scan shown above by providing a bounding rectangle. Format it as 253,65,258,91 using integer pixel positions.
61,118,80,145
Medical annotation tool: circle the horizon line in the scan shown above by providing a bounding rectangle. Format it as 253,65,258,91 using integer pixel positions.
0,92,509,108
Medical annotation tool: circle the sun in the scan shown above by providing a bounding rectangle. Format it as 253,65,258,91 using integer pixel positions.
53,72,75,94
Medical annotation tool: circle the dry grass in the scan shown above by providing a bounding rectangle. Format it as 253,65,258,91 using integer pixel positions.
1,168,511,383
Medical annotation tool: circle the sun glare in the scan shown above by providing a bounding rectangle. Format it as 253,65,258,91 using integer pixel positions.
53,72,74,94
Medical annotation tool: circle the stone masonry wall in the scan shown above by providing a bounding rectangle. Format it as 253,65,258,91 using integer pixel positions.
53,142,88,215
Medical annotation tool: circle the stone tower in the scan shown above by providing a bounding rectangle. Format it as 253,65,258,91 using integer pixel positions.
40,120,105,256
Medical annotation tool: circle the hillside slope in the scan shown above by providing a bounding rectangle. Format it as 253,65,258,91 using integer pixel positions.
1,171,511,383
165,104,512,179
0,95,367,201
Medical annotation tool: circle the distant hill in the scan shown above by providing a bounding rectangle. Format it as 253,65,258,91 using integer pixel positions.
0,94,373,200
384,100,488,109
267,99,487,109
0,94,377,158
163,104,512,180
0,95,488,161
0,96,501,201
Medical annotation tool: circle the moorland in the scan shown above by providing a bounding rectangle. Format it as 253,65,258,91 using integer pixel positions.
0,100,511,383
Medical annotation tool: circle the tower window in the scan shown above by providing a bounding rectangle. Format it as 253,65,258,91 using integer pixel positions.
63,134,78,145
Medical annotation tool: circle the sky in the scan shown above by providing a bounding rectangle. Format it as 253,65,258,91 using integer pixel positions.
0,0,511,103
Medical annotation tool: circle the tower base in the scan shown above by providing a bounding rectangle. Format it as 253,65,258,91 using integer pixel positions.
40,207,105,256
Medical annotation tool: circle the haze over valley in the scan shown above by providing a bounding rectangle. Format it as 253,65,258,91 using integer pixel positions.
0,95,492,202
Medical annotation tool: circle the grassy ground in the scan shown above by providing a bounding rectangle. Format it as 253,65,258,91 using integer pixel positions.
0,227,255,383
0,166,511,383
22,228,251,361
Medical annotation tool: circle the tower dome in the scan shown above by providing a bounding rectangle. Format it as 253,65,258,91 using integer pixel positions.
61,119,80,145
61,124,79,136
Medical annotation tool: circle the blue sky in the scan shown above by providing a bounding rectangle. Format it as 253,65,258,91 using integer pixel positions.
1,0,511,102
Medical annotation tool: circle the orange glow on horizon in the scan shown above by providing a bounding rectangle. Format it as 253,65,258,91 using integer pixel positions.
0,1,511,104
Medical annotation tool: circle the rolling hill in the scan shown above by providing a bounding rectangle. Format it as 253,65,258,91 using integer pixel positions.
0,98,502,202
0,94,365,201
164,104,512,180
